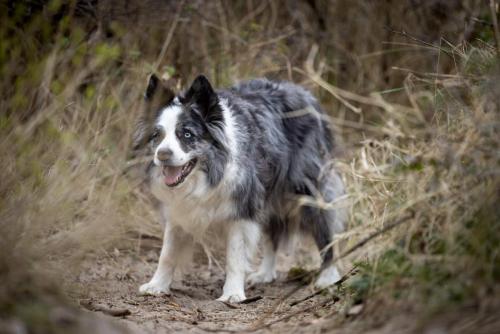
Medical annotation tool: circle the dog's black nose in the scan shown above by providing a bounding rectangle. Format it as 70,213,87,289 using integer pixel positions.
157,148,173,162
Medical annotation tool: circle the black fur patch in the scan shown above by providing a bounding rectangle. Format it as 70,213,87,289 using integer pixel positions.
138,76,345,265
132,74,175,152
176,75,229,186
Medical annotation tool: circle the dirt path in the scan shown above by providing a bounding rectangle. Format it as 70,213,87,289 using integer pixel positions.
73,242,347,334
69,242,500,334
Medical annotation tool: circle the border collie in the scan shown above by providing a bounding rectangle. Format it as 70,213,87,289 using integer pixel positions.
132,75,346,303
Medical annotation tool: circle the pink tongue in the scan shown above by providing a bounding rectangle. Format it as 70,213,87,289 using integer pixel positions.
162,165,184,185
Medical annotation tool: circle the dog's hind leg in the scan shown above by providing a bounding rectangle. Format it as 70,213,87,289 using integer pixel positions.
247,235,277,285
301,205,342,288
139,223,193,296
247,215,285,285
300,173,346,289
218,220,260,303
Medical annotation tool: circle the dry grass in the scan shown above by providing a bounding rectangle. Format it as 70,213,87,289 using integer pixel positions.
0,0,499,330
339,42,500,312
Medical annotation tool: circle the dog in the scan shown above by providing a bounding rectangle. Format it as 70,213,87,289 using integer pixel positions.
132,74,346,303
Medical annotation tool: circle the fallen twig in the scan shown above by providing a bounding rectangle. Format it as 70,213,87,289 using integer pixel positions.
219,300,240,309
289,266,357,307
289,289,323,307
284,212,414,289
248,296,339,332
245,212,415,329
241,296,263,304
80,300,131,317
198,297,338,333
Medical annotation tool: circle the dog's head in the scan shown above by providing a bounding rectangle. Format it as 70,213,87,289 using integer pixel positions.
133,74,228,188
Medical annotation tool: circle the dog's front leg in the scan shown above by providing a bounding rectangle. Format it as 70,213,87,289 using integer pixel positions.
139,223,193,296
218,220,260,303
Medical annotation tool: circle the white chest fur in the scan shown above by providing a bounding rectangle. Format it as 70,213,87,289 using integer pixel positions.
150,166,237,239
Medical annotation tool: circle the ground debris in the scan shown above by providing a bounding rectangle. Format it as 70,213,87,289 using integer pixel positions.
241,295,263,304
80,299,131,317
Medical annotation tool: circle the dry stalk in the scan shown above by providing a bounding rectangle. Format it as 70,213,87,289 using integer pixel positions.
490,0,500,57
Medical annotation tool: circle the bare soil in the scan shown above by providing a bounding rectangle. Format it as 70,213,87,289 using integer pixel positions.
71,239,352,334
70,240,500,334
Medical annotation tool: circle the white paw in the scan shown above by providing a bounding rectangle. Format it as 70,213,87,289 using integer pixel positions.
315,266,341,289
139,281,171,296
217,292,246,303
247,270,277,286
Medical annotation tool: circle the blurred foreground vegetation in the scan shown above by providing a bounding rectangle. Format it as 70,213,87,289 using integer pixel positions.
0,0,499,332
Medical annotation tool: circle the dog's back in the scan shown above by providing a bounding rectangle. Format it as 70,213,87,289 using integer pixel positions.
221,78,345,264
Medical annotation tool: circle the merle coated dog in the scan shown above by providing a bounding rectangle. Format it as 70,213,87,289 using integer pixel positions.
133,75,346,302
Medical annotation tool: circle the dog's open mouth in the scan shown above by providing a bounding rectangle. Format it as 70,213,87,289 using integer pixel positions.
162,159,197,187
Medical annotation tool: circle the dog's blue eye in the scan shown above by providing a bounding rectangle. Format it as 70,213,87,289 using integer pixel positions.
184,131,192,139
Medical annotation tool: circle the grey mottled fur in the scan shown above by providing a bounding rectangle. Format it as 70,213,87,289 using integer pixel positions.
134,75,345,269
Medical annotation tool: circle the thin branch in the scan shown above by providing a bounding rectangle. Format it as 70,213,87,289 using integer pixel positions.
385,27,453,57
490,0,500,57
289,267,357,307
334,210,414,262
154,0,186,71
277,211,415,297
301,45,414,115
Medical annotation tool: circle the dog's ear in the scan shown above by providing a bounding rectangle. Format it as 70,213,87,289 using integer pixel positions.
144,73,176,104
132,74,177,152
144,73,160,100
183,75,219,117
